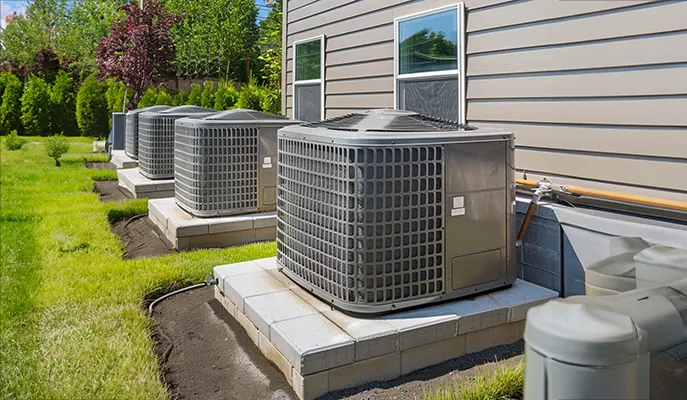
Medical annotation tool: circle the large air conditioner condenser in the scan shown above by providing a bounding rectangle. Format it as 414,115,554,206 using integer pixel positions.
125,105,171,159
276,109,517,314
138,106,215,180
174,109,302,218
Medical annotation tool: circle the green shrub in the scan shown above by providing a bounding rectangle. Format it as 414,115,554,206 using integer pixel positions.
214,81,238,110
0,73,6,101
236,77,263,111
261,88,281,115
172,91,188,106
20,75,51,136
137,88,158,108
0,73,23,135
105,78,128,114
50,70,79,136
187,83,202,106
5,130,26,150
76,75,108,137
200,81,215,109
155,87,173,105
45,134,70,166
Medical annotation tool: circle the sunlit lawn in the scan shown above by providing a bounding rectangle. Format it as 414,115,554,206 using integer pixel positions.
0,137,275,399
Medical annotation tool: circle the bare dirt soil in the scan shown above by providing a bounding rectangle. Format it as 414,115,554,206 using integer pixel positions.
94,180,132,202
150,286,525,400
112,216,173,260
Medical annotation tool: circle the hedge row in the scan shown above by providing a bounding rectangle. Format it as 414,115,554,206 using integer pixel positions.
0,72,282,137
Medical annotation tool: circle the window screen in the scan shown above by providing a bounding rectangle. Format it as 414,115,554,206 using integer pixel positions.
399,77,459,121
294,83,321,123
396,6,463,123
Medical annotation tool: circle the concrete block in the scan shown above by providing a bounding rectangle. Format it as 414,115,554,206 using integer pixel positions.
253,212,277,229
148,201,167,227
168,217,209,237
214,285,236,318
254,257,279,271
523,242,560,275
292,369,329,400
155,181,174,192
524,218,561,251
520,263,560,294
271,313,355,375
328,352,401,393
489,279,558,322
265,268,300,290
564,275,586,297
254,226,277,242
401,333,466,375
223,271,290,313
383,306,458,350
110,150,138,169
442,295,508,335
258,331,293,386
322,310,399,361
176,237,190,250
208,217,254,234
235,307,259,346
245,291,319,340
465,320,526,354
214,261,265,293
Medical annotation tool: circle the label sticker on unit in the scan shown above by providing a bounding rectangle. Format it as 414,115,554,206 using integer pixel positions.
262,163,272,169
453,196,464,209
262,156,273,169
451,208,466,216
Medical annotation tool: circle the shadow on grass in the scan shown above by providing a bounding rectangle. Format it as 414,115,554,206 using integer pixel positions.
107,200,149,224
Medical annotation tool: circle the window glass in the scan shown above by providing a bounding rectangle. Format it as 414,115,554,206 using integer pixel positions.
398,9,458,75
295,39,321,81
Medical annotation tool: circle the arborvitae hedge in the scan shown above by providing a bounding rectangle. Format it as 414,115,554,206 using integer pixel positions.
137,88,158,108
76,75,108,137
214,81,238,111
200,81,215,109
172,91,189,106
187,83,202,106
155,88,173,105
0,73,23,135
50,71,78,136
236,78,263,111
261,88,281,115
21,75,51,136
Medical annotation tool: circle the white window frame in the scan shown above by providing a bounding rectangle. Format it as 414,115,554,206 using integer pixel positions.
393,3,466,124
292,35,326,121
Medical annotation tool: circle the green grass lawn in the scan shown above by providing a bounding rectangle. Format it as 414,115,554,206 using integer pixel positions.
426,361,524,400
0,138,275,399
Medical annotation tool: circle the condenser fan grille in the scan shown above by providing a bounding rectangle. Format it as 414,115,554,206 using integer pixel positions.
175,126,259,215
277,137,445,305
125,113,138,158
138,117,176,179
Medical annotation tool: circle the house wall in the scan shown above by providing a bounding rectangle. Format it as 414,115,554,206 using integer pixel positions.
283,0,687,201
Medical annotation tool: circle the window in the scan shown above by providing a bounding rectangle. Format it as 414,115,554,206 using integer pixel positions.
293,35,325,122
394,4,465,123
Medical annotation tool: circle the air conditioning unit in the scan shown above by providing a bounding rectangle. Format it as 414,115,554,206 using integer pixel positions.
276,109,516,314
174,109,302,217
138,106,215,180
125,105,171,159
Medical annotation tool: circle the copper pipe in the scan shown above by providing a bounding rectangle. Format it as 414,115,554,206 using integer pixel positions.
517,201,537,242
516,179,687,212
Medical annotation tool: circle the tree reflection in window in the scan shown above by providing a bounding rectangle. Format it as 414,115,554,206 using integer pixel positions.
295,39,320,81
399,9,458,75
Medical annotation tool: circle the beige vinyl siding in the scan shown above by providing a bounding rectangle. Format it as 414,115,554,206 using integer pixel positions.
284,0,687,198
